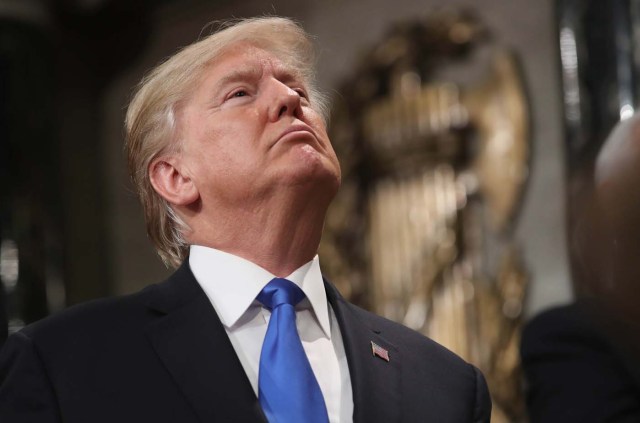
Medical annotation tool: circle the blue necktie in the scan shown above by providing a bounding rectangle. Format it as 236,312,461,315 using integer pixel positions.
257,278,329,423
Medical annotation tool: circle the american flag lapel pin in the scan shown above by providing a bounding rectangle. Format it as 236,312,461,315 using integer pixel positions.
371,341,390,362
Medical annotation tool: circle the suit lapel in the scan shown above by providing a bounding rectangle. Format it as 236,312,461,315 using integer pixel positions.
145,263,267,423
142,264,400,422
325,281,401,423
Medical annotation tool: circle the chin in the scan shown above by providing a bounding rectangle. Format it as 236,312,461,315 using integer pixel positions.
282,164,340,193
286,166,339,188
269,142,339,192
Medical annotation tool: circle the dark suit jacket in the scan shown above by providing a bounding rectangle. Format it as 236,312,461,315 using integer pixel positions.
0,262,491,422
521,303,640,423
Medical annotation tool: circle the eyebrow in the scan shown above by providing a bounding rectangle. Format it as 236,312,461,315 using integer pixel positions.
273,63,306,87
214,67,262,91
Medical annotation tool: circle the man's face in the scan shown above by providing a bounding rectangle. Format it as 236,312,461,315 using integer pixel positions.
177,43,341,211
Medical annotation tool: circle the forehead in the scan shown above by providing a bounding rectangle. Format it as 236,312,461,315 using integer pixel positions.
199,43,304,87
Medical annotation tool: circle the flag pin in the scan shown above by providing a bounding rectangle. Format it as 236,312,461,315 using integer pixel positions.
371,341,390,362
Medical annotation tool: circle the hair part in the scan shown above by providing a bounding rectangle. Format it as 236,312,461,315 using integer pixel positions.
125,16,328,268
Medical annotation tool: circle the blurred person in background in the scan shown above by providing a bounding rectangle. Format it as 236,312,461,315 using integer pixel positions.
521,113,640,422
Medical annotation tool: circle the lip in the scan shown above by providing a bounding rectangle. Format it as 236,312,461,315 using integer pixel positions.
272,124,317,147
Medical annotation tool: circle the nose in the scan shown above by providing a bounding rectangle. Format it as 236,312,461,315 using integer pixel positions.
267,79,302,121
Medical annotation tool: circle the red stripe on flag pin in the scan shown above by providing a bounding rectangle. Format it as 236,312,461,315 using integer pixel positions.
371,341,390,362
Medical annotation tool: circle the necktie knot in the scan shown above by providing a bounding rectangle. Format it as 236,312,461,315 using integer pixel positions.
257,278,305,310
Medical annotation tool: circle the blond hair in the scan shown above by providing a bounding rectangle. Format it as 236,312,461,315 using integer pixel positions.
125,17,328,267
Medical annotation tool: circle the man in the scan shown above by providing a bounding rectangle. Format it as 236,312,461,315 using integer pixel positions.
521,114,640,422
0,17,490,422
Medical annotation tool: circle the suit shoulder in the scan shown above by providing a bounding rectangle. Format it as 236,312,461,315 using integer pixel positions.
521,303,611,358
341,298,478,373
19,284,157,345
336,298,491,421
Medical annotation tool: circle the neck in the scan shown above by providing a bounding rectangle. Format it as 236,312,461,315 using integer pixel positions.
184,187,332,277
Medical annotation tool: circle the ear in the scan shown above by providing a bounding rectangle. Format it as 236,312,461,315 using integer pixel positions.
149,156,199,206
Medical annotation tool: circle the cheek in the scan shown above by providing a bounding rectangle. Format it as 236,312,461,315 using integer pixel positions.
308,111,327,132
197,131,262,180
305,113,330,144
188,119,239,157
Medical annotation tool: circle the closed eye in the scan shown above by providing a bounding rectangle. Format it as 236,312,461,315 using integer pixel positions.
294,88,308,99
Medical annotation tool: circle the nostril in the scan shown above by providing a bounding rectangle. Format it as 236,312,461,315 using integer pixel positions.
278,105,287,117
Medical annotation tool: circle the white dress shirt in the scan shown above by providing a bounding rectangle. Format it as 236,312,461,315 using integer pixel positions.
189,245,354,422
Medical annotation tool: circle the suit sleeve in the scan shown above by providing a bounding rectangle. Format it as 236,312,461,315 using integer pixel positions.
472,365,492,423
0,331,62,423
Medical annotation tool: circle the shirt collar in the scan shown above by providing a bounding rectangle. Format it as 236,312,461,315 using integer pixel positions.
188,245,331,338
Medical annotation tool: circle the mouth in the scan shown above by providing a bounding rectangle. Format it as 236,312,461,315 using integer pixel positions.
272,124,317,148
